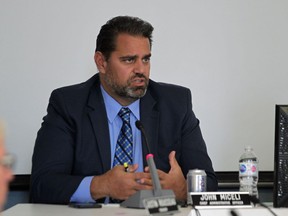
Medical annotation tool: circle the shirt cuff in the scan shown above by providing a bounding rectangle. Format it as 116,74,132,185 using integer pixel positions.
70,176,95,203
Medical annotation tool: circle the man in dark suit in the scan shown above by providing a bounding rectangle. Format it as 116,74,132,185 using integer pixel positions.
31,16,217,204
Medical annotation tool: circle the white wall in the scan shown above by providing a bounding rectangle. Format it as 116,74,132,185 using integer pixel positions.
1,0,287,174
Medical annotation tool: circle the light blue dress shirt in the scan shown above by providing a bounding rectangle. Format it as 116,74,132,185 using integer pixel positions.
70,85,143,203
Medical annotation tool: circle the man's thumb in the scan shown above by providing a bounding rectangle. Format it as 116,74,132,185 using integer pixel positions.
169,151,178,168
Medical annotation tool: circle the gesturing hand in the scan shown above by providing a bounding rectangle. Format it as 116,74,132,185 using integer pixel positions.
144,151,187,201
90,164,152,200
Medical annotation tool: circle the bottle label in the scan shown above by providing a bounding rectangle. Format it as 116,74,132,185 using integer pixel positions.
239,162,258,176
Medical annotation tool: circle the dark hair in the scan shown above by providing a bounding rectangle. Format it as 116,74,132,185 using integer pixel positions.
96,16,154,60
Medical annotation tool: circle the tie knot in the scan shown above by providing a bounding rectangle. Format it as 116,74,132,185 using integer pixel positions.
118,107,131,123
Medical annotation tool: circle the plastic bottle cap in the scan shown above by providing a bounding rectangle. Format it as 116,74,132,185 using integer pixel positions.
245,146,253,151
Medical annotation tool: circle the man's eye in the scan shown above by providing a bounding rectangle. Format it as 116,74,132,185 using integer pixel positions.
123,58,134,63
143,57,150,63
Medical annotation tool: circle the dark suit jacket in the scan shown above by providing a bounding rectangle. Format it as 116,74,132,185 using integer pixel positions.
31,73,217,204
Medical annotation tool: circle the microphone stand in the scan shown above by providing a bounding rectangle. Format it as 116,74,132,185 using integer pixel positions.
120,121,176,209
120,153,176,209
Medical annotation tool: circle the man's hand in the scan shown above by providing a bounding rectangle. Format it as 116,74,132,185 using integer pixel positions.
90,164,152,200
144,151,187,201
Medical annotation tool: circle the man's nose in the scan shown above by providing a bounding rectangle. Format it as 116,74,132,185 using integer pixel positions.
133,60,146,74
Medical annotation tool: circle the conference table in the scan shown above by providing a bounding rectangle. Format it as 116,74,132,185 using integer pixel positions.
3,203,288,216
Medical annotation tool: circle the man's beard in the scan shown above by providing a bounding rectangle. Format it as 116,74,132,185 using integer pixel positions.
104,74,149,100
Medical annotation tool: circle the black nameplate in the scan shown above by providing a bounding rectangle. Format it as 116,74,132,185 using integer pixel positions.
190,192,252,209
143,196,179,215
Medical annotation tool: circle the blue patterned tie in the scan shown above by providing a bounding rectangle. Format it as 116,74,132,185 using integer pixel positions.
113,107,133,166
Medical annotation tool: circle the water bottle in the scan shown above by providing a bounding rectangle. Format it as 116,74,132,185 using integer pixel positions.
239,146,259,198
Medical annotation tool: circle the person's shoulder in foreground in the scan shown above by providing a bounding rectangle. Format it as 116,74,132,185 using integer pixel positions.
0,123,14,210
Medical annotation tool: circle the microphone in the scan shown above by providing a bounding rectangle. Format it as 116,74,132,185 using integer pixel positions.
135,121,162,194
120,121,177,212
145,154,162,195
135,120,151,154
135,121,163,195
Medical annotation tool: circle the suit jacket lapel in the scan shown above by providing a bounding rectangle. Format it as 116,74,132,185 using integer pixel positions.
87,78,111,173
140,89,159,166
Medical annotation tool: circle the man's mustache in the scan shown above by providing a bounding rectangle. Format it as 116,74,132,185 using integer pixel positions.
131,74,148,81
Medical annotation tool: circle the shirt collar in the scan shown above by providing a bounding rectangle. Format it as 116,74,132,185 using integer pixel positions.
100,85,140,123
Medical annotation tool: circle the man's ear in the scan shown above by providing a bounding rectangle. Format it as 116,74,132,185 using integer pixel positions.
94,51,107,74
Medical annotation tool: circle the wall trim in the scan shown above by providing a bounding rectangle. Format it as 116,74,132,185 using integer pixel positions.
9,171,274,191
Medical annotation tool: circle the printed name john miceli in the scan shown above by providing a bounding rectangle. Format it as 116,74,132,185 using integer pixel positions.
200,194,241,201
